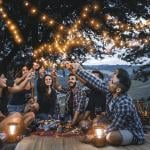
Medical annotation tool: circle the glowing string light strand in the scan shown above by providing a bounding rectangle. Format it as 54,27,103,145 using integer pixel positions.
28,0,149,63
0,0,23,44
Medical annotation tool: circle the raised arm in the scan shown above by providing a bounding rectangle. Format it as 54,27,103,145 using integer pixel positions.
14,73,27,86
8,72,32,93
51,70,62,91
66,62,109,94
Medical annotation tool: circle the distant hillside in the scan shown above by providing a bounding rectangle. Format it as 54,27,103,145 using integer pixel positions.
83,65,139,75
57,65,138,85
128,79,150,99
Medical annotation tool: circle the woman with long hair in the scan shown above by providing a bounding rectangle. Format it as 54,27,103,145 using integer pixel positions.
7,65,39,128
37,74,59,120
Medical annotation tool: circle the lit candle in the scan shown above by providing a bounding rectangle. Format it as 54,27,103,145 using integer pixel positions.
93,127,106,147
95,128,104,138
9,124,17,135
6,123,19,143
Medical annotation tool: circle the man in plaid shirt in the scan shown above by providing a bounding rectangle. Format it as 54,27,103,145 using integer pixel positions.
57,73,88,126
66,63,144,146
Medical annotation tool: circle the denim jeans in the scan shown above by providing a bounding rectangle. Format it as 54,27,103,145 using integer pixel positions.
7,104,25,113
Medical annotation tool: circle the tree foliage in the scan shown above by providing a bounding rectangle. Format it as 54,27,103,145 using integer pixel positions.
0,0,149,80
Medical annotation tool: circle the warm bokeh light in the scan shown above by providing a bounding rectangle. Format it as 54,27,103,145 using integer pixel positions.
31,8,37,15
2,13,7,18
59,25,64,31
95,128,104,138
48,19,54,25
0,7,3,12
6,19,11,25
105,13,150,32
0,0,3,5
0,3,23,44
41,14,47,21
9,124,17,135
24,1,29,7
1,0,148,56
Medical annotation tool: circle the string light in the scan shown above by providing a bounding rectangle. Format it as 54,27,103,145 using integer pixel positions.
48,19,55,26
105,14,150,32
24,1,29,7
58,25,64,31
6,19,11,25
23,0,103,36
93,4,99,11
30,8,37,15
0,1,23,44
81,13,88,18
2,0,148,59
2,13,7,18
84,6,90,12
1,0,149,49
41,14,47,20
33,33,94,59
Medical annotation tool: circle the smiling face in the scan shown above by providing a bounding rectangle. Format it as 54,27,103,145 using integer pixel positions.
68,75,77,88
22,66,29,75
44,75,52,87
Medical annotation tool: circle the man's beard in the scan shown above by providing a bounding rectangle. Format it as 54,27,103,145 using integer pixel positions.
69,82,76,88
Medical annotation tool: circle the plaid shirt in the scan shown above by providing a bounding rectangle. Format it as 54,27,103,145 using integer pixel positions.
77,69,144,144
63,82,88,114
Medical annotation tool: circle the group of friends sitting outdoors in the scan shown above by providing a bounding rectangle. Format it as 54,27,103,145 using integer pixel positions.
0,61,144,146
